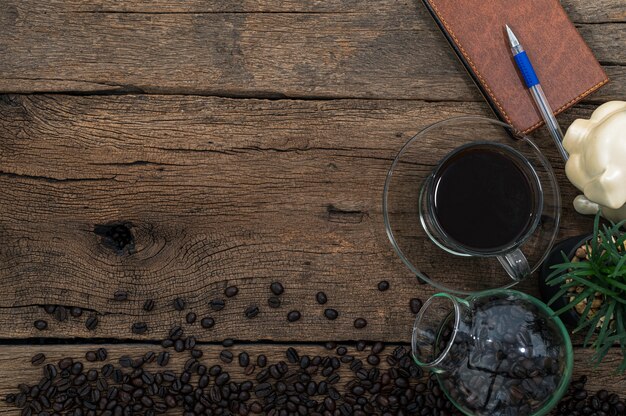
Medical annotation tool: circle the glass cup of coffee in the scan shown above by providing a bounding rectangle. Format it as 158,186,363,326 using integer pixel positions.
383,116,561,294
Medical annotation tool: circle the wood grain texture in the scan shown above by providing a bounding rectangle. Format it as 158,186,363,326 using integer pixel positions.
0,94,599,341
0,344,623,414
0,0,623,100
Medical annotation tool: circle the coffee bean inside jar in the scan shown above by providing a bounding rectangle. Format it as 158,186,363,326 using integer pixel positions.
412,291,573,416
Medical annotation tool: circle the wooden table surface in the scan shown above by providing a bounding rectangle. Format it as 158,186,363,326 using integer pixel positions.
0,0,624,414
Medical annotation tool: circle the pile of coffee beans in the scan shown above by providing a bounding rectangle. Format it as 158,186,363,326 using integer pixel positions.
553,375,626,416
4,334,466,416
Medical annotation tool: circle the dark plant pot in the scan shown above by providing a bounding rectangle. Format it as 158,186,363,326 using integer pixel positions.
538,233,592,328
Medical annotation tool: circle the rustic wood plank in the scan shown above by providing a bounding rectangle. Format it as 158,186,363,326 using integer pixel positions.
0,343,623,415
26,0,625,22
0,94,599,341
0,0,623,99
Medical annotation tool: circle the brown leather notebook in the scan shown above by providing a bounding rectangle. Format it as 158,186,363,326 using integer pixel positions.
422,0,608,134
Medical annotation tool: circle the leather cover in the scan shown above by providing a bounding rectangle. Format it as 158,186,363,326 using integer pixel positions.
422,0,608,134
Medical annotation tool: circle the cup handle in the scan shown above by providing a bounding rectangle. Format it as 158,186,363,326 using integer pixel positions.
497,248,530,281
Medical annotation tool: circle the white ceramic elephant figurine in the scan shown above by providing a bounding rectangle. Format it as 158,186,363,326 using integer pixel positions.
563,101,626,223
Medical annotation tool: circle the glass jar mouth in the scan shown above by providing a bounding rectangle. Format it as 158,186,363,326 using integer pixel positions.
411,293,466,370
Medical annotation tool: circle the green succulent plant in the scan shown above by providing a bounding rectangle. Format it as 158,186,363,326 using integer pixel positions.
547,213,626,373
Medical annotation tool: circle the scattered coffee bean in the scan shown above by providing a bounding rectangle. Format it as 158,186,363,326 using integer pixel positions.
267,296,281,308
225,286,239,297
85,351,97,362
69,307,83,318
324,308,339,320
270,282,284,296
257,355,267,368
85,316,98,331
169,325,183,340
96,347,108,361
131,322,148,335
143,299,155,312
377,280,390,291
33,320,48,331
209,299,225,311
287,310,301,322
185,311,197,324
156,351,170,367
53,306,68,322
200,316,215,329
354,318,367,329
173,297,186,311
43,305,56,315
244,305,259,318
367,354,380,366
316,291,328,305
30,353,45,366
113,290,128,301
409,298,423,314
239,352,250,367
222,338,235,347
219,350,234,364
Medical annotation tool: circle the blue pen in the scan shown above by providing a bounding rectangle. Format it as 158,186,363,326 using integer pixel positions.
506,25,569,161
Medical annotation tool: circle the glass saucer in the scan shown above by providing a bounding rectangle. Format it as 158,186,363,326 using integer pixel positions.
383,116,561,294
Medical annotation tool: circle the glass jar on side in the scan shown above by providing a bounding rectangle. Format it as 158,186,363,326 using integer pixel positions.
412,290,573,416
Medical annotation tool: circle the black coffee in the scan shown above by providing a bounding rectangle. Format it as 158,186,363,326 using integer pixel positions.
431,143,539,252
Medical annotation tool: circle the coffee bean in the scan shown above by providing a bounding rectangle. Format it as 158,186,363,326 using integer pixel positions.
209,299,225,311
225,286,239,297
174,339,184,352
244,305,260,318
131,322,148,334
254,382,272,398
143,299,155,312
232,352,248,368
119,356,133,368
410,298,423,314
69,307,83,318
215,372,230,386
367,355,380,366
30,353,45,366
53,306,68,322
354,318,367,329
223,338,235,347
270,282,284,296
156,352,170,367
287,310,301,322
170,297,185,312
324,308,339,320
377,280,390,291
315,291,328,305
286,347,299,364
43,305,56,315
185,312,197,324
96,347,108,361
85,316,98,331
220,350,234,364
200,316,215,328
267,296,281,308
34,320,48,331
257,355,267,368
372,342,384,354
85,351,97,362
245,364,256,376
113,290,128,301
